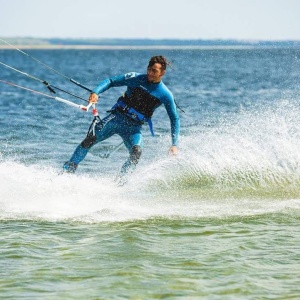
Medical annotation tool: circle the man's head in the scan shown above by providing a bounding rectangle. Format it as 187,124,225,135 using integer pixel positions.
147,55,168,83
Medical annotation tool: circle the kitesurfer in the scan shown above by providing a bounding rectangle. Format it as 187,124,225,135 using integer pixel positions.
63,55,180,184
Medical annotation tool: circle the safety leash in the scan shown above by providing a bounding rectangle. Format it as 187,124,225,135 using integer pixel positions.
86,104,102,136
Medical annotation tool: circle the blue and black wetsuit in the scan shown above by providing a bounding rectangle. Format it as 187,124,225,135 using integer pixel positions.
63,72,180,175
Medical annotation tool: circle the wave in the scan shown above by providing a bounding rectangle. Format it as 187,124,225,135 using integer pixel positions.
0,160,299,223
1,100,300,222
133,99,300,198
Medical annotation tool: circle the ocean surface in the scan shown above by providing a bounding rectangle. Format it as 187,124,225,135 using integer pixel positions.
0,47,300,299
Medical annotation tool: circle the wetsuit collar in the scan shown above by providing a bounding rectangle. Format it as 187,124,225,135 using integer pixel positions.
148,80,161,84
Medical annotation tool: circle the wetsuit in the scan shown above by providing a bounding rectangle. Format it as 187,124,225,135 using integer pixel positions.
63,72,180,175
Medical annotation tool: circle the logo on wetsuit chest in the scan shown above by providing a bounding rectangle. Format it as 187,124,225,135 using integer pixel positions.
125,72,136,79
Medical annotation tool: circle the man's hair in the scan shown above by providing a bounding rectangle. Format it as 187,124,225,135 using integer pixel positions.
148,55,171,71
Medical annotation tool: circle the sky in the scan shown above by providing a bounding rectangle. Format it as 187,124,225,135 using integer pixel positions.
0,0,300,41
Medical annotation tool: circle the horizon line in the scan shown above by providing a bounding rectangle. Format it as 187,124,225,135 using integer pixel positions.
1,37,300,42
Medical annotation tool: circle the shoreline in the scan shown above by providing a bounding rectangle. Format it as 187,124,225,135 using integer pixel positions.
0,44,294,50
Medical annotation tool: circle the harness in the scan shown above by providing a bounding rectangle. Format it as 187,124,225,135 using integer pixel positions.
111,98,155,137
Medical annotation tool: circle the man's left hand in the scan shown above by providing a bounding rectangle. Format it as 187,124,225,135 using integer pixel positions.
88,93,99,104
168,146,178,156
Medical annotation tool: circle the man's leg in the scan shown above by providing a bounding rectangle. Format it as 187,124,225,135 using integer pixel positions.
118,132,143,179
62,134,96,172
63,114,117,173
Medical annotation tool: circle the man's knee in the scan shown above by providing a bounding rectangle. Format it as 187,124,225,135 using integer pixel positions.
81,134,96,149
130,145,142,164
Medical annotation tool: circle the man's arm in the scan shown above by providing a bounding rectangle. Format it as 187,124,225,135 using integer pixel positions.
88,73,139,104
162,94,180,155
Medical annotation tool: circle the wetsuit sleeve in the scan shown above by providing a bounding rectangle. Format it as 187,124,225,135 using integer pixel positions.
161,94,180,146
92,72,138,94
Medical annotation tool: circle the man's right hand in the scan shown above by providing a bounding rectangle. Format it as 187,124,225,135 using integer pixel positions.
88,93,99,104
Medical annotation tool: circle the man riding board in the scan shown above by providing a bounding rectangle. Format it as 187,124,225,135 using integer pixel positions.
63,55,180,184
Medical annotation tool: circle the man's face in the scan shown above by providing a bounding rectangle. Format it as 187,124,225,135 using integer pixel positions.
147,63,166,83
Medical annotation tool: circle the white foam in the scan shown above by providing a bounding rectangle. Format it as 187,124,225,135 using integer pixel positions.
1,100,300,222
0,160,299,223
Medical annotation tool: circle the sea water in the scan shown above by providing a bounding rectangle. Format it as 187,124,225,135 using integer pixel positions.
0,47,300,299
